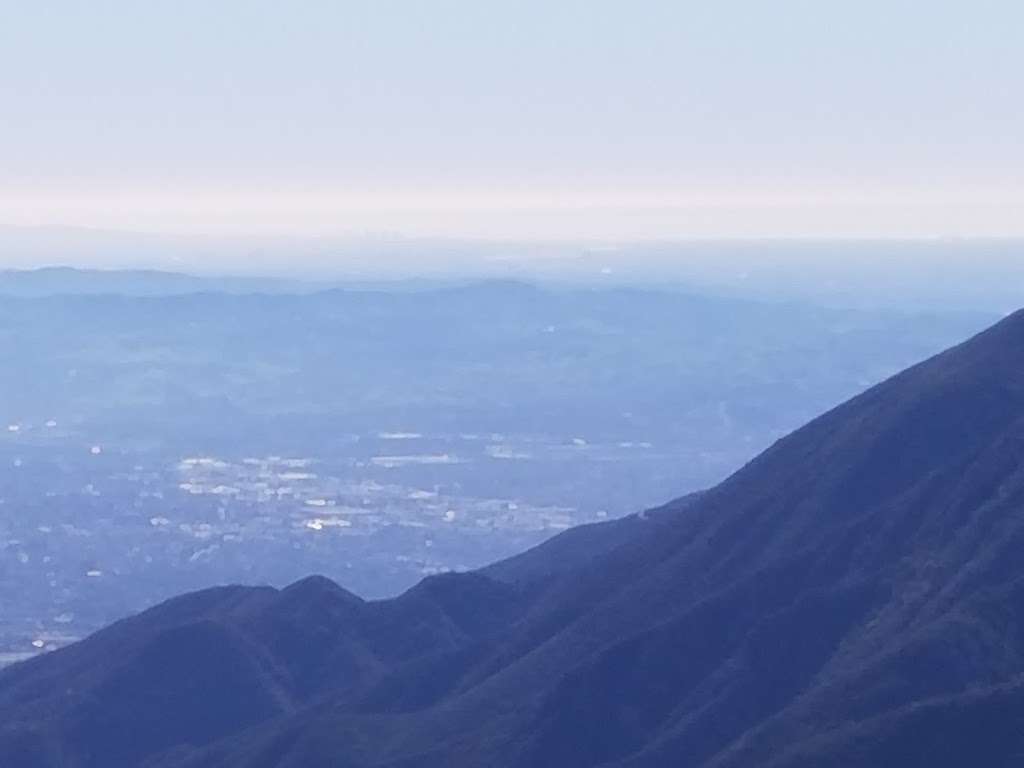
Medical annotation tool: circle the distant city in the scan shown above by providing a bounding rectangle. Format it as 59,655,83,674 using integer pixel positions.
2,417,712,664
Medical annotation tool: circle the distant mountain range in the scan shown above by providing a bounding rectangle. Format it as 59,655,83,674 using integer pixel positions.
4,305,1024,765
4,237,1024,310
0,266,319,297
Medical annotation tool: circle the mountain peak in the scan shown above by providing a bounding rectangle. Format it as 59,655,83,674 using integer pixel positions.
281,574,363,604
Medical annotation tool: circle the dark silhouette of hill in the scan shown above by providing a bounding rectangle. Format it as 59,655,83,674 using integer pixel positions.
5,310,1024,766
0,573,529,767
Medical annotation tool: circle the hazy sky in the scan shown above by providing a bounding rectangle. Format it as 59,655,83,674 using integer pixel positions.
2,1,1023,240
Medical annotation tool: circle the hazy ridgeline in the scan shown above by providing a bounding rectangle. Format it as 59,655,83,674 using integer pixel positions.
3,235,1024,311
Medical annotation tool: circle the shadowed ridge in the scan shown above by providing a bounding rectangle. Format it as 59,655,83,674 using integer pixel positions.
0,584,278,704
0,584,286,768
483,492,701,588
279,574,365,606
398,571,528,638
229,576,381,700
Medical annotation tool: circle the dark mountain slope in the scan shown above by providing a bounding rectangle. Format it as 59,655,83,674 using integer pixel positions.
764,675,1024,768
482,492,700,588
506,311,1024,768
0,571,532,768
6,310,1024,768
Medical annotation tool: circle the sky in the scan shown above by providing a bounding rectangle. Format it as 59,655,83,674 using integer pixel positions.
2,1,1023,242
